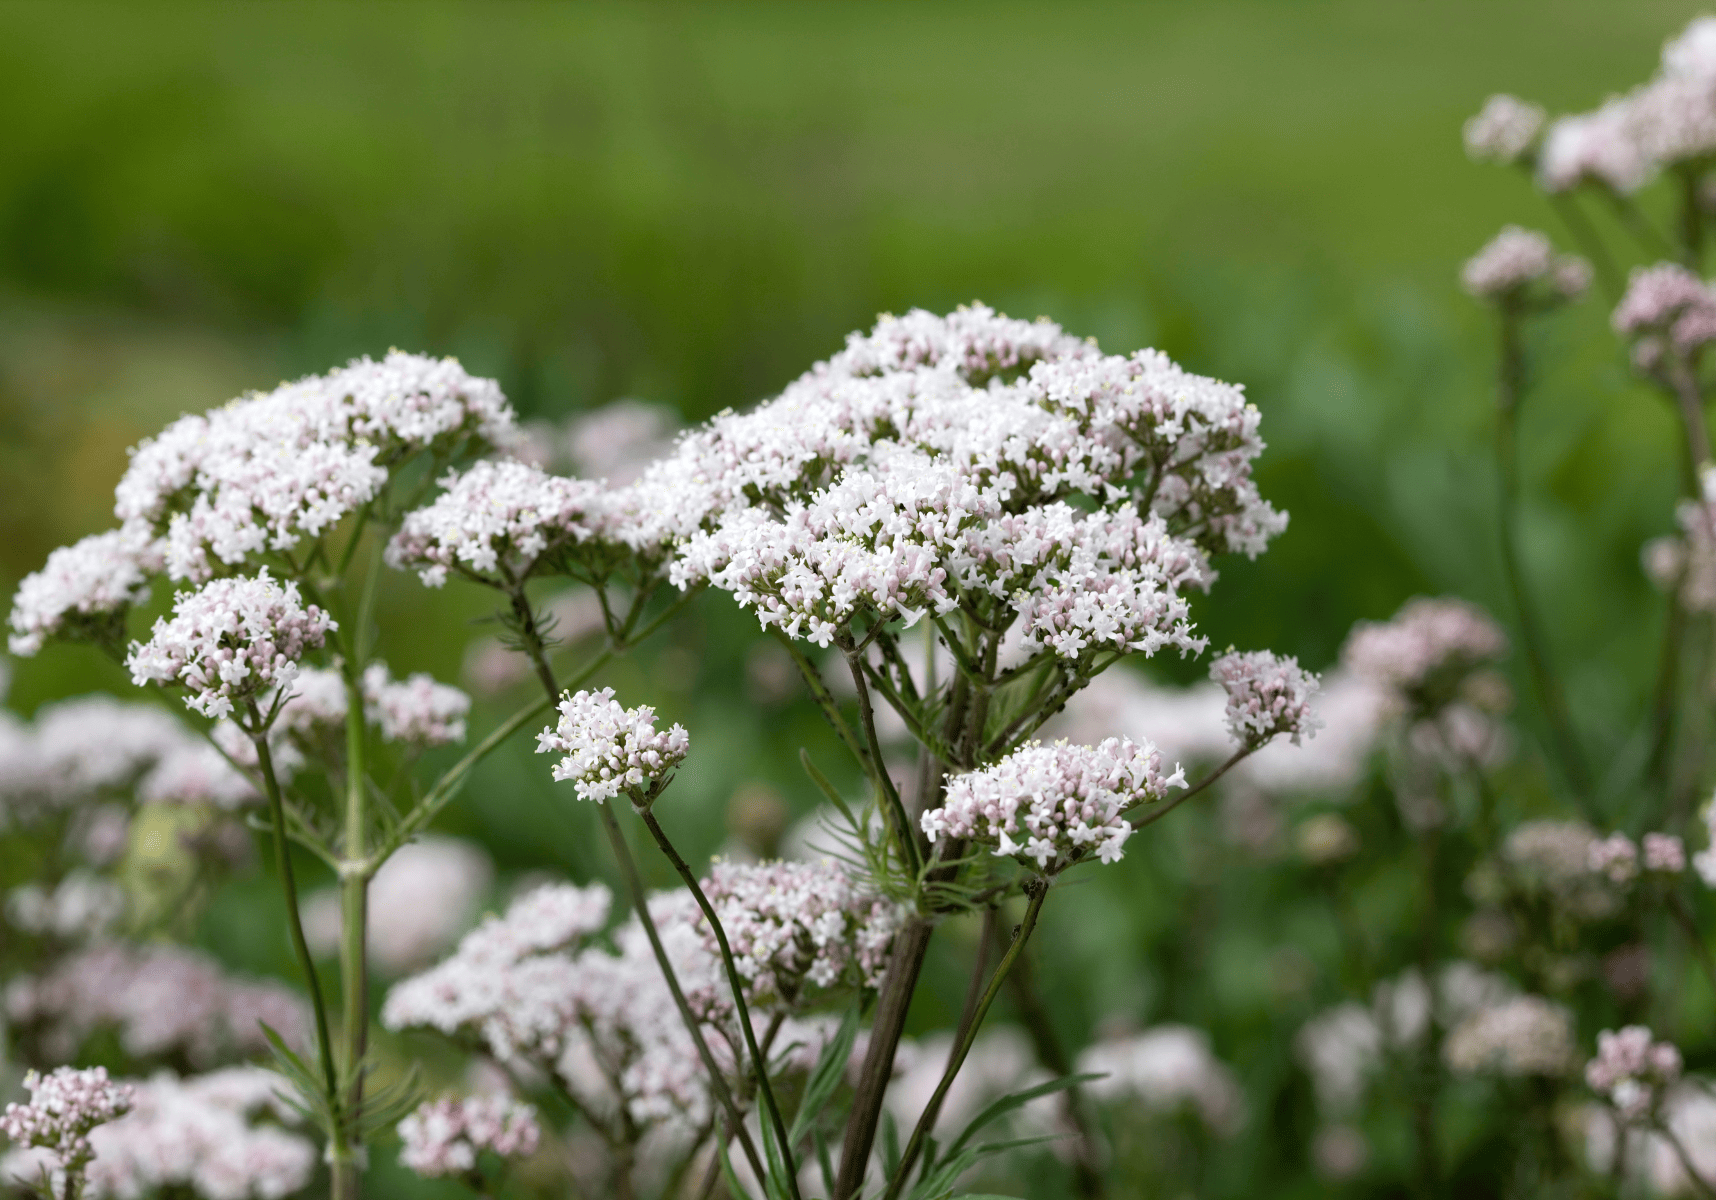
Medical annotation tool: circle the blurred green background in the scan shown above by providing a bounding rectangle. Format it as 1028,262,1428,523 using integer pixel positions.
1,2,1709,1195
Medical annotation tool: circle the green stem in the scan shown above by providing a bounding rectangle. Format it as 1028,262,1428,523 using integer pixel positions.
882,883,1050,1200
1129,747,1250,830
596,802,770,1186
1546,191,1622,302
637,808,802,1200
844,649,923,876
248,710,343,1154
1493,309,1593,807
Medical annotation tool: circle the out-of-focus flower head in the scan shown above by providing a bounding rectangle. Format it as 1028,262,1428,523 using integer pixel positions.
1464,94,1546,164
1444,995,1575,1077
536,687,688,806
126,569,335,723
1587,1026,1683,1122
924,737,1184,872
1613,263,1716,370
1078,1024,1245,1135
398,1094,541,1178
1341,596,1507,715
362,663,470,747
1461,226,1591,305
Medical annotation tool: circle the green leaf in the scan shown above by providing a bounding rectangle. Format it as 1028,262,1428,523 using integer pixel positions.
940,1072,1100,1163
814,1127,836,1198
882,1109,902,1182
760,1097,793,1200
718,1136,760,1200
789,1004,860,1144
801,748,858,828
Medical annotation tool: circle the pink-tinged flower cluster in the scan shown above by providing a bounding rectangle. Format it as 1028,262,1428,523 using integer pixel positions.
126,570,336,722
7,528,161,657
385,459,607,588
1588,831,1686,884
5,943,309,1067
361,663,470,747
1463,94,1546,163
1460,227,1591,302
1078,1025,1246,1135
923,737,1186,872
383,882,724,1133
113,351,513,583
5,871,126,941
0,1066,133,1178
1587,1026,1683,1121
697,859,905,1006
1537,99,1651,193
303,836,492,975
1210,649,1321,748
1443,995,1574,1077
1612,263,1716,369
1341,596,1507,709
141,738,260,809
2,1067,315,1200
536,687,688,804
0,696,200,823
397,1094,541,1177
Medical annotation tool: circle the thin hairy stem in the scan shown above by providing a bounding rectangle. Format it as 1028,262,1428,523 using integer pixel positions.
1493,308,1593,806
771,627,869,767
953,908,997,1052
1129,747,1251,830
596,803,769,1185
883,882,1050,1200
637,808,803,1200
248,712,343,1157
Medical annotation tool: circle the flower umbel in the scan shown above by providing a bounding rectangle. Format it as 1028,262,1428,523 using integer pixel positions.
125,569,335,722
0,1066,134,1187
1210,649,1322,748
536,687,688,805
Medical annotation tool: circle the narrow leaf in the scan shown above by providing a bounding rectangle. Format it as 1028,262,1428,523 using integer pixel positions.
942,1072,1100,1162
789,1004,860,1143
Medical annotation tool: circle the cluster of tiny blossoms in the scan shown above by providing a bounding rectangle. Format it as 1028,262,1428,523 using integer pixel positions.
1078,1025,1246,1136
924,737,1185,871
1209,649,1321,748
1612,262,1716,369
385,459,606,588
7,528,160,657
1460,226,1591,304
1588,831,1687,884
113,351,512,584
397,1094,541,1178
536,687,688,804
1443,996,1575,1077
0,1066,133,1177
125,570,335,722
1587,1026,1684,1121
698,858,905,1006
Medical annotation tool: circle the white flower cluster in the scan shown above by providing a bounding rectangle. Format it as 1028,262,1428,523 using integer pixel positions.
1341,596,1507,709
5,871,126,941
1587,1026,1683,1121
1463,94,1546,163
1,1068,315,1200
697,858,905,1005
7,528,160,656
1078,1025,1245,1135
126,570,336,722
1443,995,1574,1077
923,737,1186,871
1460,226,1591,303
397,1094,541,1177
383,882,723,1133
1210,649,1321,748
113,351,512,583
0,1066,133,1175
0,697,183,821
303,836,492,975
5,942,309,1067
362,663,470,747
385,459,607,588
536,687,688,804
